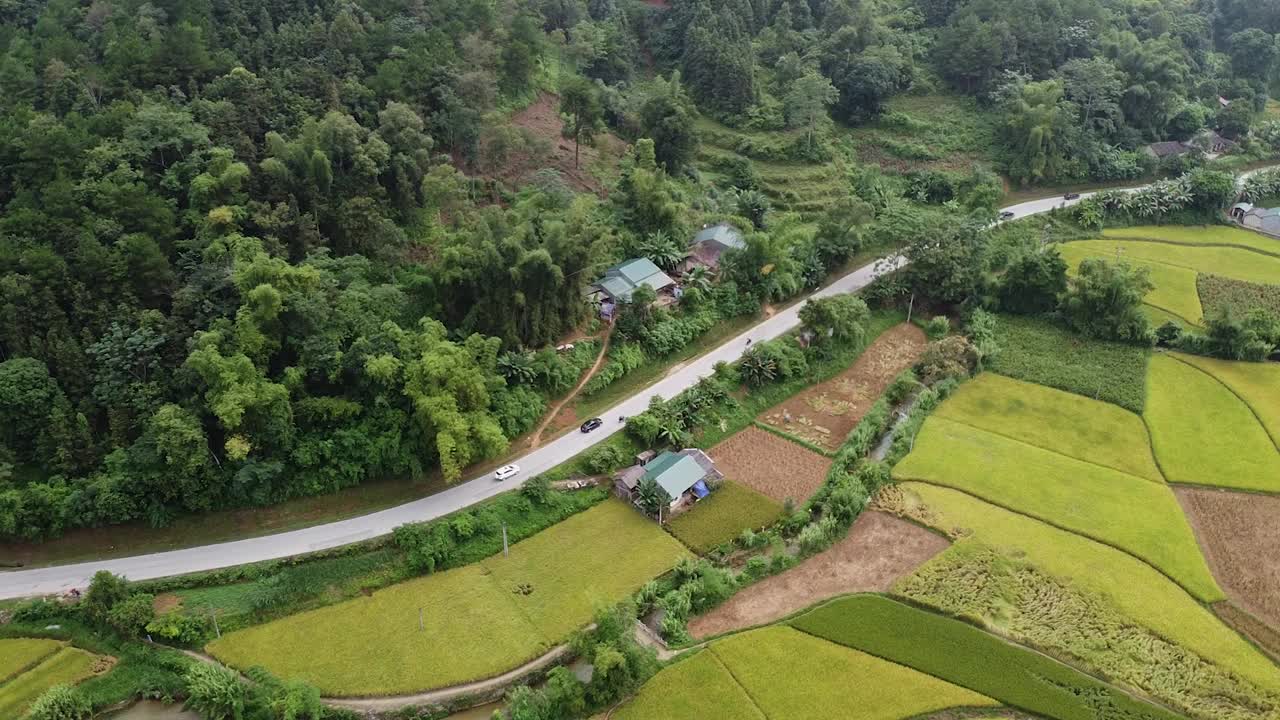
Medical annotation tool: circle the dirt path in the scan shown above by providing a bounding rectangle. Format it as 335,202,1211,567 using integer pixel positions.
527,327,612,449
688,511,949,640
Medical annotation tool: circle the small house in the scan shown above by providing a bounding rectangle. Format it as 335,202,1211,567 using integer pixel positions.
678,223,745,274
587,258,678,318
613,448,723,511
1145,141,1189,160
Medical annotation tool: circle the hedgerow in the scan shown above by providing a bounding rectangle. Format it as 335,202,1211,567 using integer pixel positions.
791,594,1190,720
987,315,1149,413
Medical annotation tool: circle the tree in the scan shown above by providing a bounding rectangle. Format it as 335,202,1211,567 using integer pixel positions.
1061,259,1153,343
107,593,156,637
634,477,671,516
1059,58,1123,135
26,686,91,720
1000,78,1074,186
639,75,699,173
1228,29,1278,81
828,53,901,123
784,71,838,152
798,294,869,347
559,78,604,169
998,251,1067,314
84,571,131,625
1217,101,1253,140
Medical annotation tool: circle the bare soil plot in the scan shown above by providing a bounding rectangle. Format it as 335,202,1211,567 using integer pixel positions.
1215,602,1280,662
1177,487,1280,629
687,511,948,639
707,426,832,504
757,324,926,450
501,93,625,195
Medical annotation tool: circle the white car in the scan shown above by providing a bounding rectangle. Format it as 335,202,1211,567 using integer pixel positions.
494,464,520,481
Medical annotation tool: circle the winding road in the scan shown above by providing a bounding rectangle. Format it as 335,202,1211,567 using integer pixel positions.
0,176,1257,599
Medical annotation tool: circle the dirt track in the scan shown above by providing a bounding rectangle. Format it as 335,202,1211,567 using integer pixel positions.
687,511,948,639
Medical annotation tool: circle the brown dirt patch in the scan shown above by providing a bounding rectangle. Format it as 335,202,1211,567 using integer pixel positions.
153,593,182,615
502,92,626,195
707,427,832,504
1176,486,1280,628
757,324,926,451
1214,602,1280,662
687,511,949,639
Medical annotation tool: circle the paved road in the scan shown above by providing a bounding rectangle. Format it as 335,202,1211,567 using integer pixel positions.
2,169,1270,599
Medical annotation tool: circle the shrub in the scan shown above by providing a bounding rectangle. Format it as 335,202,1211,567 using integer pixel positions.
583,444,627,474
25,685,91,720
1061,258,1153,344
924,316,950,340
1155,321,1183,346
106,594,155,638
915,337,979,385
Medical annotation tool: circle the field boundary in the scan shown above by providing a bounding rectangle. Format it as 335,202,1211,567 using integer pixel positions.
706,644,772,720
1101,235,1280,261
893,479,1221,603
1167,353,1280,456
929,409,1168,485
1142,300,1201,328
749,420,836,458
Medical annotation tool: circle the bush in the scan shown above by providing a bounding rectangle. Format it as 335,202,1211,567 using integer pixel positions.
1155,321,1183,346
583,444,627,474
915,337,980,385
924,316,949,340
26,685,91,720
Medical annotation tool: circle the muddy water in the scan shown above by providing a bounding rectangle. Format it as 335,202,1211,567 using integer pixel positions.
443,701,502,719
101,700,199,719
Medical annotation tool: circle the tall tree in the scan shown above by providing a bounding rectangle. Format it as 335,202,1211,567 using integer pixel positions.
559,77,604,169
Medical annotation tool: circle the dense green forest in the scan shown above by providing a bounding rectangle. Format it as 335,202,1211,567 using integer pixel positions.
1,0,1278,540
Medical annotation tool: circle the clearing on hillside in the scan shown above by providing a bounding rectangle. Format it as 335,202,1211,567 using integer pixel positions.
667,481,783,554
935,373,1164,482
893,415,1221,600
207,500,687,696
1144,354,1280,493
1177,487,1280,630
616,625,995,720
707,426,832,504
687,511,947,639
498,92,625,195
756,323,927,451
888,482,1280,696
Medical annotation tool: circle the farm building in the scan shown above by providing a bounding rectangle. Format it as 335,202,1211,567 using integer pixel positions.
1237,205,1280,236
587,258,677,318
614,448,723,511
1144,130,1236,161
679,222,745,274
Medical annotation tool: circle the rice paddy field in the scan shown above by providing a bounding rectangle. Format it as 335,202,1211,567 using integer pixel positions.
1102,225,1280,256
1061,238,1280,287
207,500,687,696
667,481,783,554
892,415,1220,600
1057,243,1204,325
0,643,100,718
1176,353,1280,446
1144,354,1280,493
613,625,996,720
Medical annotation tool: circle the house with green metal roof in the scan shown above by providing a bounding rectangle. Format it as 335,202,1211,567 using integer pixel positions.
587,257,678,314
614,448,722,512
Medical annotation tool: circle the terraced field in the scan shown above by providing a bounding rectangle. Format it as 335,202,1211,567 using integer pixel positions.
0,643,101,718
614,625,996,720
693,120,850,215
208,500,687,696
1144,354,1280,493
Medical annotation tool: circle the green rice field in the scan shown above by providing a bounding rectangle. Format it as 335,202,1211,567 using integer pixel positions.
667,481,784,554
1058,243,1204,325
1176,353,1280,447
0,646,99,718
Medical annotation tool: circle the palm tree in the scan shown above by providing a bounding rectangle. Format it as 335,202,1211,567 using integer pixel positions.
739,347,778,387
682,266,713,301
635,477,672,517
639,230,684,271
497,351,537,384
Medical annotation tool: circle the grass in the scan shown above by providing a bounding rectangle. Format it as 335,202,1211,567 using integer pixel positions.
667,481,784,554
612,650,765,720
935,373,1164,482
792,594,1189,720
0,638,62,684
0,646,99,718
1063,238,1280,287
843,93,997,175
1057,243,1203,325
894,482,1280,695
1144,354,1280,493
1102,225,1280,258
987,315,1150,413
893,416,1220,600
207,500,687,696
617,625,995,720
1176,353,1280,447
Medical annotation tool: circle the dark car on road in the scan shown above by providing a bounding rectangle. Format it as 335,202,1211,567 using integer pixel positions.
1063,192,1081,200
580,417,603,433
998,211,1015,221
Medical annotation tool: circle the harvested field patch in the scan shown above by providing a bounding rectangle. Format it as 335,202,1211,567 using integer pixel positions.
1214,602,1280,662
667,481,783,554
894,416,1221,600
895,482,1280,695
688,511,948,639
1145,354,1280,493
756,323,927,450
707,426,832,504
500,93,626,195
1177,487,1280,629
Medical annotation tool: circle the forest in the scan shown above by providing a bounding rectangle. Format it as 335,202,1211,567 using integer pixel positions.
1,0,1278,539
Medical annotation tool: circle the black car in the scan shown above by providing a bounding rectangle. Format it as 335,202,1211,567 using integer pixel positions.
998,211,1015,221
580,417,603,433
1063,192,1081,200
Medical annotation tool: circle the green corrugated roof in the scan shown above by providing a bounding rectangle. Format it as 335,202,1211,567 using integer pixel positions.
596,258,675,301
693,224,744,249
615,258,661,284
644,451,705,498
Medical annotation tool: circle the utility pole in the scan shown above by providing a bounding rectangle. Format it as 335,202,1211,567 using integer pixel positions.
906,293,915,324
209,609,221,639
502,522,509,557
419,607,424,632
